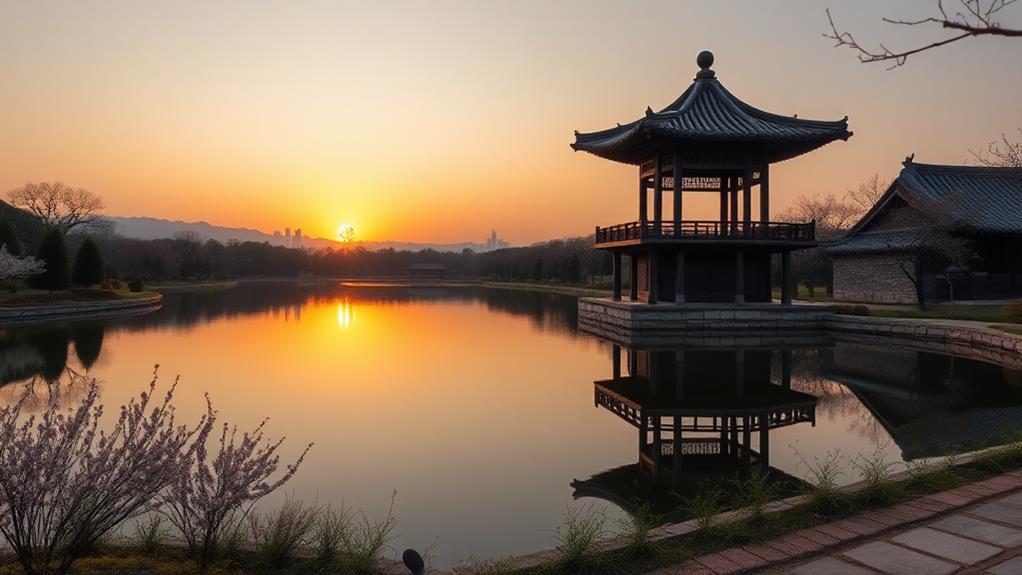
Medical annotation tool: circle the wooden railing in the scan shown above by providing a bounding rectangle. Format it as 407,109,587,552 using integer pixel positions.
594,220,816,244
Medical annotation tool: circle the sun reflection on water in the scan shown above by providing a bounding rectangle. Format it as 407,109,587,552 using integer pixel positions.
336,299,356,328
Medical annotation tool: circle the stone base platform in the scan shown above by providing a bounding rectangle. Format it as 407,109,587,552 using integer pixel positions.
578,297,831,345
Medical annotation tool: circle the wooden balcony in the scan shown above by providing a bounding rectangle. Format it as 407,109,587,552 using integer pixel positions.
594,220,815,247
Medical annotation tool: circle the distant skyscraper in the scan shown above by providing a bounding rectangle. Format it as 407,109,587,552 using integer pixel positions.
285,228,292,248
294,228,302,248
484,229,508,251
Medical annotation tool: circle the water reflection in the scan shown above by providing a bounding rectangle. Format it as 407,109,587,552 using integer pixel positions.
575,343,818,510
825,342,1022,460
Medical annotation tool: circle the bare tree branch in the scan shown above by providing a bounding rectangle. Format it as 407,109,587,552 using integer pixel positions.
7,182,105,233
971,128,1022,167
825,1,1021,69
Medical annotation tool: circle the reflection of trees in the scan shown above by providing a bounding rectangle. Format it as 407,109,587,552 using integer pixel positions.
0,371,95,412
0,323,107,387
71,323,105,371
104,283,580,338
785,349,889,445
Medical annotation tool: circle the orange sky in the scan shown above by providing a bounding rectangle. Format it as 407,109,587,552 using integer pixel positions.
1,1,1020,245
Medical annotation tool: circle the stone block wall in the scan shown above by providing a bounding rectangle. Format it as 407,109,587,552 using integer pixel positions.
833,254,918,304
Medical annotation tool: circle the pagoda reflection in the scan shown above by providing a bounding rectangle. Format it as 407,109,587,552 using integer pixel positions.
586,344,818,494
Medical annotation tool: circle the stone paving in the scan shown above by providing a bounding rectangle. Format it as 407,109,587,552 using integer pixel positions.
645,470,1022,575
771,491,1022,574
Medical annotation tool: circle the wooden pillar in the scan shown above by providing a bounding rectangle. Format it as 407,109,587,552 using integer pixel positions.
729,176,739,234
759,413,770,473
629,253,638,301
674,350,686,399
612,344,621,380
639,173,647,224
760,162,770,222
648,251,659,304
674,249,685,305
719,176,728,232
612,252,622,301
734,250,745,304
653,156,663,236
781,251,792,305
672,419,683,489
652,416,662,480
735,349,745,399
781,349,792,390
673,151,683,231
742,416,752,471
729,416,739,457
720,417,729,455
743,161,753,230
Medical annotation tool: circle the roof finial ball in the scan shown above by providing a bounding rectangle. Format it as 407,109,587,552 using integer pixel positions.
695,50,715,79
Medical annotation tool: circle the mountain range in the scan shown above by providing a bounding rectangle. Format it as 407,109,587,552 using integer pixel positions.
106,216,508,253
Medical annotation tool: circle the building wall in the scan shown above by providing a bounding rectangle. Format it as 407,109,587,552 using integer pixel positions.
832,254,918,304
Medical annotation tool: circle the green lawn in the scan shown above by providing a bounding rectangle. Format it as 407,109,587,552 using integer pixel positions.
865,304,1010,323
770,285,833,301
0,286,158,307
992,324,1022,336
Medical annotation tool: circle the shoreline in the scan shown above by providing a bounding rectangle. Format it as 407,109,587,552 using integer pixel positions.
0,294,163,326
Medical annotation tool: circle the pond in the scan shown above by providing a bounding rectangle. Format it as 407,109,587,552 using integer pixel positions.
1,282,1021,567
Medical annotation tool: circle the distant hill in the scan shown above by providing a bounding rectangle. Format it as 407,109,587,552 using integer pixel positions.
106,215,507,253
0,200,45,253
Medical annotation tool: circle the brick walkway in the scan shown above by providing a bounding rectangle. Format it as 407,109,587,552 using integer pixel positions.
648,471,1022,575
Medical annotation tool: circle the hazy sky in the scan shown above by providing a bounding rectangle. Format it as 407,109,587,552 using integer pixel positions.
2,1,1020,244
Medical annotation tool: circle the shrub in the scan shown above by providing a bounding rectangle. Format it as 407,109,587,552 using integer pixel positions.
794,446,850,516
72,237,104,287
132,514,169,556
734,471,779,519
161,415,312,570
250,498,319,568
339,494,399,574
128,277,145,292
687,483,726,530
850,444,902,505
0,370,209,575
552,504,608,574
1004,299,1022,324
833,304,870,316
314,505,353,562
29,227,70,291
618,502,659,556
0,216,21,256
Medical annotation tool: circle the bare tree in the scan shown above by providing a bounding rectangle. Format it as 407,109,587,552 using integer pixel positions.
846,174,891,214
971,129,1022,167
881,191,974,308
825,1,1022,69
7,182,105,233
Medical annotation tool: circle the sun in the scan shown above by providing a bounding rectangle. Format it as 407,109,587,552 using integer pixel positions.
336,223,356,243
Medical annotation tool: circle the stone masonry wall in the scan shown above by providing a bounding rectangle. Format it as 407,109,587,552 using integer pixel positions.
833,254,918,304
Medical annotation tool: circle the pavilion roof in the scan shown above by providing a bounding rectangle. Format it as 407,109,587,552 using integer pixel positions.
571,51,852,165
826,159,1022,255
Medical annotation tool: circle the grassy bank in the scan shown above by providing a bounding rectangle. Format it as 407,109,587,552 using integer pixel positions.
0,286,159,307
865,303,1010,323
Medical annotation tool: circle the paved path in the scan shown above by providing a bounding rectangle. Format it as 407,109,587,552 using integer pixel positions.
646,471,1022,575
764,492,1022,574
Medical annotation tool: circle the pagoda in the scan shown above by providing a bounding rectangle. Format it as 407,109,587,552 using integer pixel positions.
573,51,851,306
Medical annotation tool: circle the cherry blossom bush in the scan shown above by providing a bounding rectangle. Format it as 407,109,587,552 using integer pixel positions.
161,415,312,569
0,243,45,284
0,369,210,575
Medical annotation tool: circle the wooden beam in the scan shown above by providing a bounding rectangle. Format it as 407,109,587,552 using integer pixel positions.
612,252,622,301
638,172,647,223
743,161,752,227
654,155,663,235
629,253,639,301
673,151,682,227
674,249,685,305
760,162,770,222
729,177,739,234
720,176,728,229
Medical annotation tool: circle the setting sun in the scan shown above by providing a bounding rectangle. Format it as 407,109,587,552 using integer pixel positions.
336,223,355,243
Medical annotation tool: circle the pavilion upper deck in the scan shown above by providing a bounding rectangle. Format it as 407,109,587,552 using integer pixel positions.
594,219,815,248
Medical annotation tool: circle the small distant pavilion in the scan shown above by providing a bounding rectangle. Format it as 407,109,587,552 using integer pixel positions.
572,51,851,305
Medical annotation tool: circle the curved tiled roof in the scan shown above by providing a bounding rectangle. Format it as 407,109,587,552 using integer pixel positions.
897,162,1022,234
571,53,852,165
826,160,1022,255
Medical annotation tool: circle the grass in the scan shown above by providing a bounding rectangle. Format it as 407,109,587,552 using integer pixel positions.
866,303,1009,323
992,324,1022,336
0,285,158,306
770,285,832,302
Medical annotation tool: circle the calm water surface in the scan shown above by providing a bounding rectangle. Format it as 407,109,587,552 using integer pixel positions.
2,282,1021,567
